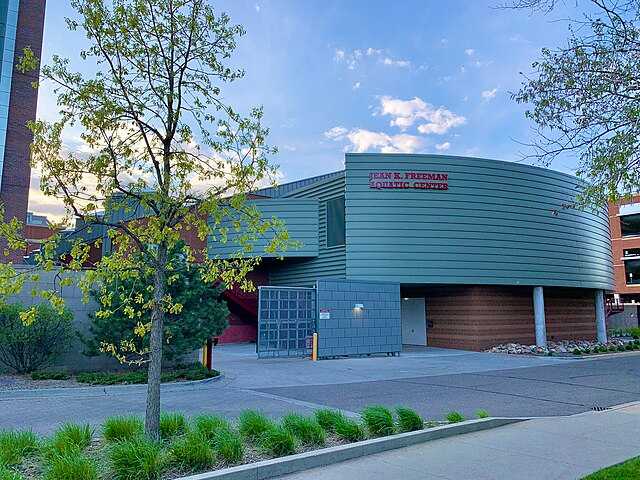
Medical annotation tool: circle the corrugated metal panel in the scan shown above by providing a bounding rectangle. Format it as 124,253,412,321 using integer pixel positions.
269,174,347,285
345,154,614,290
254,170,344,198
207,199,319,259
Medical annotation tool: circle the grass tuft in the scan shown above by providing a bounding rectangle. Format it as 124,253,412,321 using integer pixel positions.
361,405,395,437
44,451,98,480
314,409,344,433
395,407,424,433
475,409,490,419
109,437,165,480
259,426,296,457
0,431,39,467
213,428,244,464
446,411,465,423
31,371,70,381
159,412,187,440
48,423,92,456
334,417,366,442
238,410,274,442
192,414,230,443
102,416,143,443
282,414,326,446
169,432,214,471
0,465,24,480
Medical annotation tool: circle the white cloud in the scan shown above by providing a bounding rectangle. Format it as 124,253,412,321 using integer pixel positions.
366,47,383,56
255,3,260,12
481,88,498,101
378,96,466,135
325,126,423,154
435,142,451,151
324,126,349,140
352,81,361,90
464,48,475,56
381,57,411,68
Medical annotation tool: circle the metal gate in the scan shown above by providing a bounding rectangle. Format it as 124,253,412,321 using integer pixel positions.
257,286,316,358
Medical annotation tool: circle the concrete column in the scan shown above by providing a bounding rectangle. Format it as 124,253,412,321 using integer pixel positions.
595,289,607,344
533,286,547,347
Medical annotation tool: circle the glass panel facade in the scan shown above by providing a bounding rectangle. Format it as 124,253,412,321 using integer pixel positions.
326,196,345,247
620,214,640,237
0,0,20,189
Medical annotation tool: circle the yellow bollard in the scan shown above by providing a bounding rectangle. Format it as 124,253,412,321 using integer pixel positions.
312,333,318,361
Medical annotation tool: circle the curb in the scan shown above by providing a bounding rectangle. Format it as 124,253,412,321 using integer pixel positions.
177,417,527,480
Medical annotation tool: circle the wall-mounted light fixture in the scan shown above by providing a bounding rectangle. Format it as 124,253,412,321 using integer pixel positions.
353,303,364,311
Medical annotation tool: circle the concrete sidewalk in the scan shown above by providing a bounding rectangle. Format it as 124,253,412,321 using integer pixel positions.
279,403,640,480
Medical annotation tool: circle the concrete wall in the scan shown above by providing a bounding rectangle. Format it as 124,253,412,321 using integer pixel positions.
608,306,639,330
316,279,401,357
345,154,614,290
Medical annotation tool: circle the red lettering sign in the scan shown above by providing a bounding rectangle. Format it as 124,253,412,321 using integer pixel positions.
368,171,449,191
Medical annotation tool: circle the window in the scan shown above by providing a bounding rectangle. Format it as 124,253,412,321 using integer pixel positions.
624,259,640,285
620,214,640,237
326,196,345,247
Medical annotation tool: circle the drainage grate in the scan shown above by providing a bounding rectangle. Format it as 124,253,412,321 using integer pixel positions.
591,405,612,412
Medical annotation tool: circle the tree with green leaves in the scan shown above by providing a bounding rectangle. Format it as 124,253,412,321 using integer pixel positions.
510,0,640,205
5,0,291,439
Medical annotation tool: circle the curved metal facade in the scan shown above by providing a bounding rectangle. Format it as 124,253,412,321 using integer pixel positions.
345,153,614,290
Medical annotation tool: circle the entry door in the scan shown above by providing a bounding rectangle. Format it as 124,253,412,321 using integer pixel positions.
401,298,427,346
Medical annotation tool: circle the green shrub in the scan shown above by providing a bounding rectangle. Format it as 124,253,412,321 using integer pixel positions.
77,371,147,385
446,411,465,423
213,428,244,464
0,465,23,480
0,430,39,466
169,432,214,470
395,407,423,433
334,417,366,442
0,303,74,374
572,348,582,355
109,437,165,480
238,410,274,441
476,409,490,419
159,412,187,440
633,342,640,350
618,345,626,352
625,343,633,351
361,406,395,437
282,414,325,446
259,426,296,457
193,414,229,442
48,423,92,456
314,409,344,433
608,346,618,352
102,416,143,443
31,371,71,381
44,451,98,480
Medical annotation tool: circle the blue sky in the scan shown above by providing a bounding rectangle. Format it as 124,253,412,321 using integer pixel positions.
31,0,577,217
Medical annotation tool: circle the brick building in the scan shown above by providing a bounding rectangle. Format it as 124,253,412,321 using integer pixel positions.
0,0,46,262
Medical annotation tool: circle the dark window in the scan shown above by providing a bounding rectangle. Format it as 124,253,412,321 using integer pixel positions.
620,214,640,237
624,259,640,285
326,196,345,247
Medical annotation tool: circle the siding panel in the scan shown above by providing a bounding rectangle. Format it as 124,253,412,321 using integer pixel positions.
346,154,614,290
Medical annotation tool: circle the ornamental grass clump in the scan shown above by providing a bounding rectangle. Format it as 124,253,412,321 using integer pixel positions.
192,414,230,443
475,409,490,419
314,409,344,433
169,432,215,470
258,426,296,457
446,411,465,423
102,416,143,443
159,412,187,440
282,414,326,446
109,437,165,480
0,466,23,480
48,423,92,456
0,430,39,467
43,451,98,480
213,428,244,464
361,405,395,437
334,417,366,442
395,407,423,433
238,410,274,442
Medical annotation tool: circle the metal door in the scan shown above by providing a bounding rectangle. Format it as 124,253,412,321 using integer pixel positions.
257,286,316,358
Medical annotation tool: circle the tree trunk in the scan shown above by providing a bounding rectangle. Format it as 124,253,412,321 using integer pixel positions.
145,244,168,440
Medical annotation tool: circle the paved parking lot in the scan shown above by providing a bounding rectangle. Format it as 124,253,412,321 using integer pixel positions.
1,345,639,434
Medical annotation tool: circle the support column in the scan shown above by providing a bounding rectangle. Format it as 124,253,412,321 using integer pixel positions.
533,286,547,347
595,290,607,344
